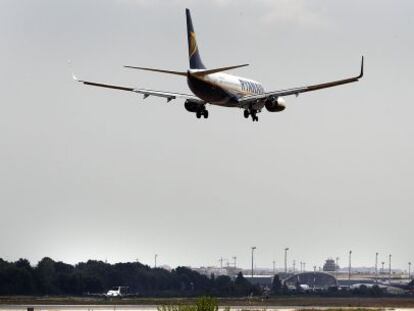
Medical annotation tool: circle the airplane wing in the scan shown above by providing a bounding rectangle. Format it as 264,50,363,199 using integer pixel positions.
73,75,204,103
239,56,364,105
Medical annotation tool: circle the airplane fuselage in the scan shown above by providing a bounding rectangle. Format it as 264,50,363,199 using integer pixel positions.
187,71,265,108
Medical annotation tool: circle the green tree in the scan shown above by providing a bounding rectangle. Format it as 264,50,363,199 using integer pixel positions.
271,274,282,295
35,257,58,295
234,272,252,296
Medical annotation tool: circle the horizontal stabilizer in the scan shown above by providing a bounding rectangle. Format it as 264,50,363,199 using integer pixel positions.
191,64,249,76
124,65,187,76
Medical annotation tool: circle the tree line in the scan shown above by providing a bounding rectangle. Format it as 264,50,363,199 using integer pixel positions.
1,258,412,297
0,257,260,296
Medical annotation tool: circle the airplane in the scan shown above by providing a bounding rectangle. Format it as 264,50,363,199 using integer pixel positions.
105,286,128,297
74,8,364,122
85,286,131,298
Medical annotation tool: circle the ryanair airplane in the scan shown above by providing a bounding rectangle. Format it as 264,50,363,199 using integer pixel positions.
74,9,364,122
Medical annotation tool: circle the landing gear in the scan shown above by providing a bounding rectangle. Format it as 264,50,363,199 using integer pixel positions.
249,109,259,122
196,107,208,119
243,109,259,121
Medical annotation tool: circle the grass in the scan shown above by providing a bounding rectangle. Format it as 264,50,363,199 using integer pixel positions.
297,309,386,311
2,296,414,308
157,297,219,311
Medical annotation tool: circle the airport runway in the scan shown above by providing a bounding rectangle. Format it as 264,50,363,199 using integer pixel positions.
1,306,414,311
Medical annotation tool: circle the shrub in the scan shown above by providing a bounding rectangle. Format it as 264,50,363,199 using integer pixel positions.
195,297,218,311
157,296,218,311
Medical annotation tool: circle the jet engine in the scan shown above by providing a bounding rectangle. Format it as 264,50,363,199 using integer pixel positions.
265,96,286,112
185,100,204,113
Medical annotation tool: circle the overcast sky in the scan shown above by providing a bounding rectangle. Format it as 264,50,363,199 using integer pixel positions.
0,0,413,271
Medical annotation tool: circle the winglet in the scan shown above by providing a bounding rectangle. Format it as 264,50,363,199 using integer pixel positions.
358,56,364,79
68,60,81,82
72,72,85,83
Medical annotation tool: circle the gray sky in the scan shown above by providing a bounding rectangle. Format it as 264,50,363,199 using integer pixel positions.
0,0,413,271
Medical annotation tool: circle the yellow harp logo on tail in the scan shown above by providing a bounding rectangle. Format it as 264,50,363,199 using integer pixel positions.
189,32,198,57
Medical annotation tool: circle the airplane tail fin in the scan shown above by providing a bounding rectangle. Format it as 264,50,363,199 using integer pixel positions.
186,8,206,70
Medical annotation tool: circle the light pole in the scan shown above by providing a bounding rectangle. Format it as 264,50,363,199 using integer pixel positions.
251,246,256,278
348,250,352,284
284,248,289,273
303,262,306,272
381,261,385,274
219,257,224,269
300,261,303,273
154,254,158,268
233,256,237,268
335,257,339,279
375,252,379,283
389,254,392,281
273,260,276,274
313,265,316,272
409,262,412,280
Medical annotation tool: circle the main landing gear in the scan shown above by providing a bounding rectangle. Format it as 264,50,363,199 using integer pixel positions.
243,109,259,122
196,108,209,119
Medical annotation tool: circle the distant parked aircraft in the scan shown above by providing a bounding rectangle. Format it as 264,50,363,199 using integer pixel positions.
74,9,364,122
105,286,128,297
